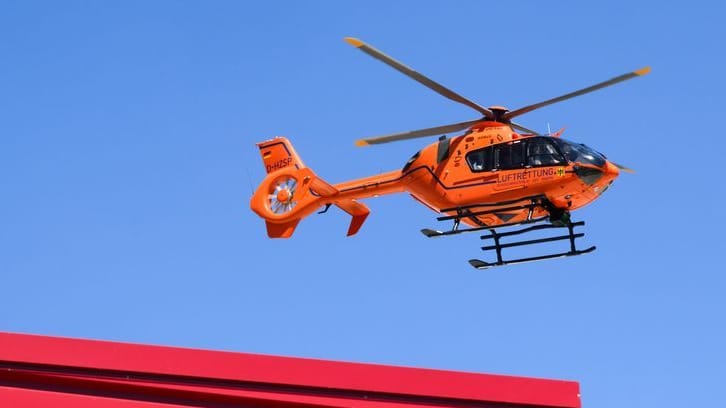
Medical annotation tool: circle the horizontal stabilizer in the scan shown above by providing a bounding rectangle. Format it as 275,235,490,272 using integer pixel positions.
335,199,370,236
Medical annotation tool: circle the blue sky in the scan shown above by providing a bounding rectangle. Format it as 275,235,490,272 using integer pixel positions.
1,1,724,407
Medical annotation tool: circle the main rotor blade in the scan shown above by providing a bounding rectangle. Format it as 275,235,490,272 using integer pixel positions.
503,67,651,121
510,122,540,135
345,37,494,120
355,119,482,146
613,162,636,174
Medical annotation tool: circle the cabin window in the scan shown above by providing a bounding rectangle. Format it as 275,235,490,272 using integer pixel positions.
467,138,566,173
495,141,525,170
466,146,495,172
526,138,566,166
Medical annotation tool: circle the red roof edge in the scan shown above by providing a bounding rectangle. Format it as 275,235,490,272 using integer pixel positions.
0,331,581,408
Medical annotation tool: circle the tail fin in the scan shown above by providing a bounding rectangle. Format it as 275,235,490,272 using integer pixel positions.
257,137,305,174
250,137,370,238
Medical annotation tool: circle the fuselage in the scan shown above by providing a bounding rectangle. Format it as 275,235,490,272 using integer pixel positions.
332,121,620,227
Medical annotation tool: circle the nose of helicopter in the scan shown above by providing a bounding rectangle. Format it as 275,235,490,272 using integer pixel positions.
590,161,618,194
604,161,620,178
588,161,620,196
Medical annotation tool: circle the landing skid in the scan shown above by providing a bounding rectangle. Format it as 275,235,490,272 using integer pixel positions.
421,217,548,238
468,221,596,270
468,247,596,270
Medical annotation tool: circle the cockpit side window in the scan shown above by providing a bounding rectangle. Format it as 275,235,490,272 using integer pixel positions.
527,138,566,167
552,138,606,167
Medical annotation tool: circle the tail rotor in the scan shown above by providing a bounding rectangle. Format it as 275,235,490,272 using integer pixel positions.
268,176,298,214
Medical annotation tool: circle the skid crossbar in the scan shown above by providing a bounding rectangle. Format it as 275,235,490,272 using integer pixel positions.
469,221,595,270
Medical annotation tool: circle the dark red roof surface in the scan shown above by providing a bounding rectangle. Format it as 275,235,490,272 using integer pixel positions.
0,331,580,408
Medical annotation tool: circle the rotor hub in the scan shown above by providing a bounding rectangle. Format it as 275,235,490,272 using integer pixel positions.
276,189,291,203
267,176,298,215
488,106,510,122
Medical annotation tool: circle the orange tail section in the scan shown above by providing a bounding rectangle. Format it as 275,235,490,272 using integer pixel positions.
258,137,305,174
335,199,370,236
251,137,371,238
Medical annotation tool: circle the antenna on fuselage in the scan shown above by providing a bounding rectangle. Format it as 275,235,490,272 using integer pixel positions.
547,123,552,136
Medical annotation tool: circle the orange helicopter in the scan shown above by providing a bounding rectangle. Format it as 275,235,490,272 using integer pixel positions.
250,37,649,269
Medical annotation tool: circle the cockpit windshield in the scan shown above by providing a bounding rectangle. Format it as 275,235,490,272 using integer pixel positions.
552,138,606,167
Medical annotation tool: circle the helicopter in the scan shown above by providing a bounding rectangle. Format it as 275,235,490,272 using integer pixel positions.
250,37,649,269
